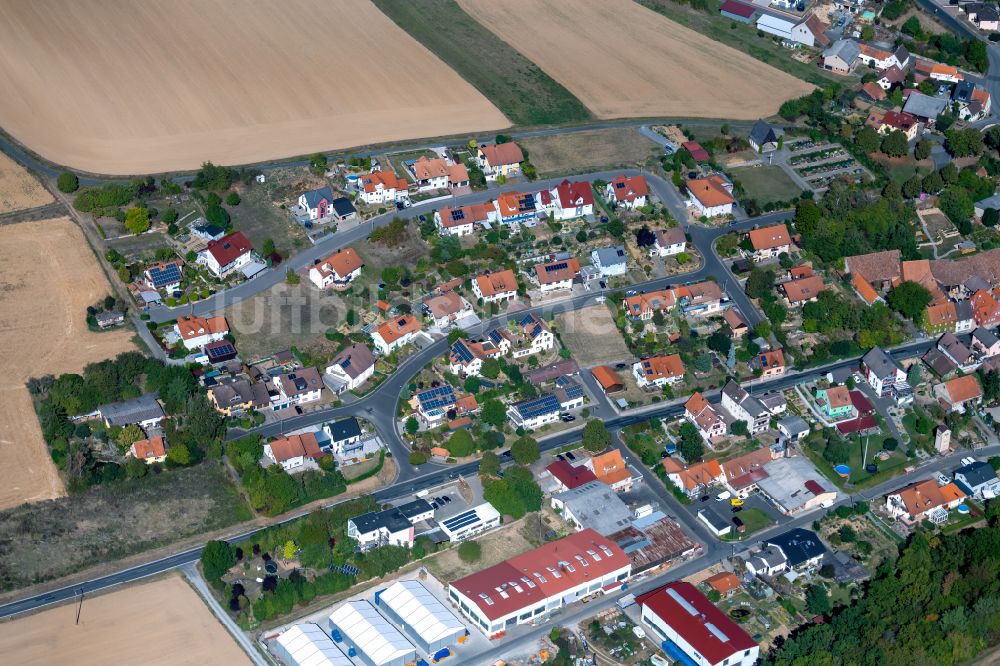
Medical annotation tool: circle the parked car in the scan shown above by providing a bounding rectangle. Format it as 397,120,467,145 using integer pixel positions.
730,498,744,507
561,414,576,423
732,516,744,528
700,495,710,502
716,491,732,502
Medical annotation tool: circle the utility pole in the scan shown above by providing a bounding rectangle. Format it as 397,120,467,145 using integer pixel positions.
75,588,84,625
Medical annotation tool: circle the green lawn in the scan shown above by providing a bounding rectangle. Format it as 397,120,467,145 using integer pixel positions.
723,507,775,540
373,0,592,126
636,0,841,88
730,166,802,204
803,437,909,491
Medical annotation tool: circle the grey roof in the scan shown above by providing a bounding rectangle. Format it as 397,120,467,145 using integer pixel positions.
331,196,356,217
722,380,768,417
766,528,828,567
938,332,973,363
302,186,334,208
593,245,628,267
893,44,910,65
330,344,375,380
954,460,997,488
756,457,836,513
903,91,949,120
211,378,269,409
553,480,632,536
327,417,362,443
749,119,778,146
99,393,164,426
747,545,787,571
95,311,124,323
350,506,414,535
777,415,810,437
974,327,1000,348
862,346,900,377
923,347,957,377
698,508,731,532
953,80,975,103
396,498,433,521
976,193,1000,212
956,299,975,321
824,39,861,64
759,392,787,413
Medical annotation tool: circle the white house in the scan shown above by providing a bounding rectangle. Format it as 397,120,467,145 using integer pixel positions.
324,344,375,394
720,380,770,434
264,433,322,472
744,545,788,576
605,174,649,210
637,582,759,666
476,142,524,180
472,269,518,304
434,202,496,237
324,417,363,457
649,227,686,257
539,179,595,221
370,314,422,355
591,245,629,277
174,314,229,351
687,175,735,218
534,257,580,292
861,346,909,399
273,367,324,407
422,291,473,329
449,337,504,377
755,13,828,48
198,231,255,278
298,186,336,220
684,392,728,442
347,500,433,551
308,248,364,290
633,354,685,388
357,171,410,205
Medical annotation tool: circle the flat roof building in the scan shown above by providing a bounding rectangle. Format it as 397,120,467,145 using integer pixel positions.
448,528,631,637
551,481,632,536
375,580,466,654
755,456,838,514
328,600,415,666
439,502,502,542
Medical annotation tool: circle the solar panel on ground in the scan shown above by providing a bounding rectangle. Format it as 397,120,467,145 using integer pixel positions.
335,563,360,576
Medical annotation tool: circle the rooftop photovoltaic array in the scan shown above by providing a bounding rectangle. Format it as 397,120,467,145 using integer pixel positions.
205,342,236,361
416,385,457,411
442,509,480,531
148,263,181,287
516,394,560,418
451,340,474,364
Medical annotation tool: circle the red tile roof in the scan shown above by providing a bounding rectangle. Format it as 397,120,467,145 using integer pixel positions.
206,231,253,267
546,460,598,489
535,257,581,285
608,174,649,203
720,0,756,18
748,224,790,251
555,179,595,209
450,529,630,622
636,582,757,665
682,141,710,161
475,269,518,297
480,142,524,167
267,433,322,462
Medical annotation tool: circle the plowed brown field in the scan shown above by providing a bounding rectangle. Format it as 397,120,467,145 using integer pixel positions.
0,0,508,174
458,0,813,120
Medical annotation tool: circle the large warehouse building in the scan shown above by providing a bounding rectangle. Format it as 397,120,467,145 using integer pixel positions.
328,600,416,666
637,582,758,666
273,623,353,666
375,579,467,654
448,528,631,637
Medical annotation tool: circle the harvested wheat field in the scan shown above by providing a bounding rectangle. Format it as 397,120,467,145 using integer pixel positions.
0,152,52,213
0,574,250,665
0,218,133,510
458,0,814,119
0,0,508,175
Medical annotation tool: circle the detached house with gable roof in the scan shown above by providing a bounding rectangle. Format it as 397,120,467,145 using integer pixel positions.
357,171,410,206
687,175,735,218
749,119,780,153
684,392,728,442
298,186,337,221
935,374,983,413
370,314,422,355
534,257,581,292
273,367,324,408
650,227,687,257
634,354,685,388
409,155,468,192
623,288,676,320
325,343,375,394
198,231,255,278
886,478,965,524
606,174,649,210
435,202,496,237
472,269,518,304
721,380,770,434
130,435,167,464
746,224,791,261
264,432,323,472
662,457,725,497
476,142,524,180
309,247,363,290
538,179,595,221
175,314,229,351
449,337,504,377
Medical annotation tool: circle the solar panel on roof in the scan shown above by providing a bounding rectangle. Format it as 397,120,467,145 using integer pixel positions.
452,209,465,221
206,342,236,360
443,509,480,531
452,340,474,364
545,262,568,273
417,385,457,411
517,394,560,419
